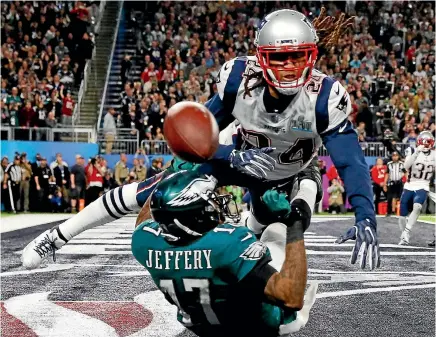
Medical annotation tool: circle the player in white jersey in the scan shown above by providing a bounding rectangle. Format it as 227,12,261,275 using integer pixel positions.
398,131,435,245
204,9,380,269
22,8,379,271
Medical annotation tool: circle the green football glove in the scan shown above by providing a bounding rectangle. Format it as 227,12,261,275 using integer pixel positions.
167,157,200,174
262,190,291,218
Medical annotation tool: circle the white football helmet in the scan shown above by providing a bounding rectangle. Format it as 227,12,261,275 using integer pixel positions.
417,130,435,152
255,9,319,95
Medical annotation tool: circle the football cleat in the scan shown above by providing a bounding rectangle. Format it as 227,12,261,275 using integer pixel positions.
398,229,410,246
21,226,68,269
428,239,435,248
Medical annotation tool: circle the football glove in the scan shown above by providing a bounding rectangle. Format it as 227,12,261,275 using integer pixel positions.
229,147,276,179
336,218,381,270
262,190,291,218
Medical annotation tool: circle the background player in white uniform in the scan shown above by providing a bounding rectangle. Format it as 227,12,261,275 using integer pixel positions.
204,9,380,269
398,131,435,245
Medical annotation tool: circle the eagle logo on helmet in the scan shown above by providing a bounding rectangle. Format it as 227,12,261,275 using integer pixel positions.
167,175,218,207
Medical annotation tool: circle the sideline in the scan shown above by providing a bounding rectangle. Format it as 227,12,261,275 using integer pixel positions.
0,214,72,233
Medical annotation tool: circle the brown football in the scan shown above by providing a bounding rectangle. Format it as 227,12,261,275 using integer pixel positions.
163,101,219,163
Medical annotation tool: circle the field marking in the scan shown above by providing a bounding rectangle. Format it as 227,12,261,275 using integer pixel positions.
316,283,436,299
3,293,118,337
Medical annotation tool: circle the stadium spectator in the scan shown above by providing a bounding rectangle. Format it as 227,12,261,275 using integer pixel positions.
114,153,129,185
371,157,388,214
70,154,86,213
327,178,346,214
34,157,52,212
148,158,163,178
1,1,100,139
19,152,32,213
52,154,71,207
131,158,147,182
60,89,75,126
103,108,117,154
103,170,118,193
85,156,104,205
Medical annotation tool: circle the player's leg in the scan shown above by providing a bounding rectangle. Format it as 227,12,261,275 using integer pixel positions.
400,189,428,245
22,172,169,269
398,189,413,235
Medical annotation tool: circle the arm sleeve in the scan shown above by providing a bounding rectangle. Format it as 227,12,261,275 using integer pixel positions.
404,148,418,170
322,120,376,224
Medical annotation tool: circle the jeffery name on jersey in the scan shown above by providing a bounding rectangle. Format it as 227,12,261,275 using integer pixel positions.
404,147,435,191
208,56,352,181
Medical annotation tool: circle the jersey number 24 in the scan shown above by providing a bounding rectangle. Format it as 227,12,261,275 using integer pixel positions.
241,129,315,166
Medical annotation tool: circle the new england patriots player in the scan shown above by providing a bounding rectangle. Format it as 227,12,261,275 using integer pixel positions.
133,169,317,337
398,131,435,245
204,9,380,269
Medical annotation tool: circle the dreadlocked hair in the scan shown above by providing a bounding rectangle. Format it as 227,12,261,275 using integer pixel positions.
242,8,354,98
312,7,355,57
243,69,265,99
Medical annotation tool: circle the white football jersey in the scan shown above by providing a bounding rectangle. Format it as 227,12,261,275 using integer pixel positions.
216,56,352,181
404,148,435,191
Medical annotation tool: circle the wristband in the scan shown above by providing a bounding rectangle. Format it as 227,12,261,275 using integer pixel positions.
286,220,304,244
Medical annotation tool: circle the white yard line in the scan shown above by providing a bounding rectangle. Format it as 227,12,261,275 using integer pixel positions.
0,214,72,233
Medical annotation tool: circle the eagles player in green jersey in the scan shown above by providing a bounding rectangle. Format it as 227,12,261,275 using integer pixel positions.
132,170,317,337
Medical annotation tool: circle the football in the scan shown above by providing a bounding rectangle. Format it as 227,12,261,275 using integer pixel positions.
163,101,219,163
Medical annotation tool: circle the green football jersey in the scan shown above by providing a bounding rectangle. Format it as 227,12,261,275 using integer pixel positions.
132,220,297,337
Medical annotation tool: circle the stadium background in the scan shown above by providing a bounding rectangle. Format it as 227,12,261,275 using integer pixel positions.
1,1,435,214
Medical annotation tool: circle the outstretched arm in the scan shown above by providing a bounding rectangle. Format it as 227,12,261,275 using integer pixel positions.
322,119,375,224
264,232,307,310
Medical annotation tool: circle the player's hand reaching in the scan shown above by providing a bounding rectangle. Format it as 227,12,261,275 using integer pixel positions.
229,148,276,179
336,219,381,270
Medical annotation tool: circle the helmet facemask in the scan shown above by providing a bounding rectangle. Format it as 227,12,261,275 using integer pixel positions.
417,134,435,152
257,44,318,95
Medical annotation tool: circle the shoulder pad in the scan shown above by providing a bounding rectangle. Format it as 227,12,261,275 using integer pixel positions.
216,57,248,100
316,78,351,134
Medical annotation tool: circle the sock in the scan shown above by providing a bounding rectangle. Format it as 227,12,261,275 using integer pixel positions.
260,222,286,271
291,179,317,215
58,182,140,241
405,203,422,233
398,216,407,232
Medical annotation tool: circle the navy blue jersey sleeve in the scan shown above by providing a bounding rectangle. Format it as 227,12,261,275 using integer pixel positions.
205,57,247,160
315,76,352,134
135,172,165,207
321,119,376,224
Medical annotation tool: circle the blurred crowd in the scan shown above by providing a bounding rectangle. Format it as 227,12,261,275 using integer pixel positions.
1,1,100,137
101,1,434,152
0,150,164,213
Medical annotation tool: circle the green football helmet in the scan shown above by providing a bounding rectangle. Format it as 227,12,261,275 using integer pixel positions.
150,170,238,241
